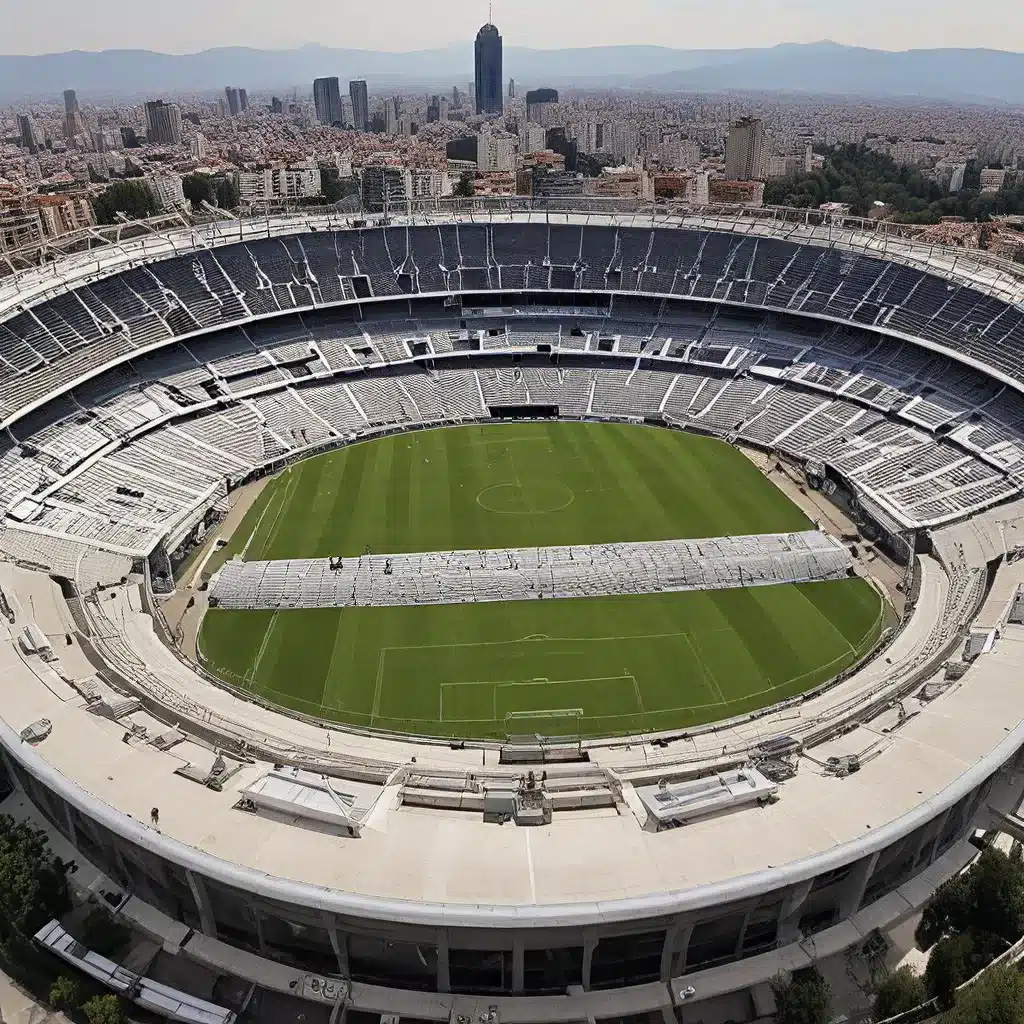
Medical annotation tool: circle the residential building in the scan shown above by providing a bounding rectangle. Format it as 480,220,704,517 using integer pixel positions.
980,167,1009,193
603,121,639,163
477,125,516,172
593,167,653,201
474,22,503,115
191,133,208,161
30,193,96,236
531,169,584,199
0,205,44,253
63,89,85,139
349,81,369,132
385,98,400,136
949,163,968,193
237,163,323,205
474,171,517,196
521,150,566,173
724,117,765,181
405,168,451,200
271,97,284,115
16,115,40,154
144,101,183,146
361,165,406,212
519,123,547,155
525,89,559,127
149,174,187,212
652,170,710,205
708,178,765,206
313,78,343,127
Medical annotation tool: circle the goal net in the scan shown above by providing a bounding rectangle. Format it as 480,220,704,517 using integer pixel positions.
503,707,584,743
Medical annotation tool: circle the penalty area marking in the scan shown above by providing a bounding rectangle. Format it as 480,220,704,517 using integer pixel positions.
438,674,639,723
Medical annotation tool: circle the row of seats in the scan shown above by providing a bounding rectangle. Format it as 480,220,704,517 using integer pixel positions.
1,306,1023,565
3,224,1024,422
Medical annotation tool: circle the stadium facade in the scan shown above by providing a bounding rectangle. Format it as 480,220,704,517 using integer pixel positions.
2,205,1024,1023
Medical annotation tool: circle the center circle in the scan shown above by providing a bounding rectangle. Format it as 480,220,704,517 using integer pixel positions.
476,482,575,515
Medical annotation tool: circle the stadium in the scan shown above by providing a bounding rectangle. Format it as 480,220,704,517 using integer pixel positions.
2,202,1024,1024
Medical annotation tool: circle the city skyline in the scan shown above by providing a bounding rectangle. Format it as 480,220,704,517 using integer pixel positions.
4,0,1024,56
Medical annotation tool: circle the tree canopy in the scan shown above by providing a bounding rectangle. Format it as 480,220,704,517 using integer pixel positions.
320,167,360,205
92,180,157,225
912,848,1024,1009
945,964,1024,1024
917,848,1024,952
771,967,832,1024
763,143,1024,224
0,815,72,965
873,965,927,1020
182,173,214,212
82,993,126,1024
453,170,475,198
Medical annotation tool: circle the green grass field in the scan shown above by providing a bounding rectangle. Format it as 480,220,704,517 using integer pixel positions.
199,422,886,739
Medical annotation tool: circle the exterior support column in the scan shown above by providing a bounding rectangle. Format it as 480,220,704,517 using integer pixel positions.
582,935,598,990
321,912,347,977
512,936,525,993
661,925,680,983
840,853,879,919
185,868,217,938
253,907,267,954
671,923,693,977
777,879,813,946
437,930,450,993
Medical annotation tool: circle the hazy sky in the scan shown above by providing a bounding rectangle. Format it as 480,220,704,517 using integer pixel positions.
2,0,1024,54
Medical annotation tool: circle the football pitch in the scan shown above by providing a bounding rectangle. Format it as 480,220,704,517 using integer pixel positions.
199,422,887,739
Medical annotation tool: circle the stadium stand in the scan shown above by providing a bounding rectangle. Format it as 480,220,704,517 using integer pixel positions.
5,210,1024,1024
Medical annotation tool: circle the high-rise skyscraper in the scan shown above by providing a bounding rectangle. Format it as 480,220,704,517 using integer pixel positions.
63,89,84,139
474,23,503,115
144,100,183,146
509,78,515,99
16,115,39,154
349,80,369,132
239,88,249,112
724,117,765,182
313,77,343,127
225,87,241,117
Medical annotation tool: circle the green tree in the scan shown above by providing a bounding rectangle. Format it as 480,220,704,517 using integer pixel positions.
924,931,1006,1009
453,170,475,198
49,974,81,1010
82,994,125,1024
771,967,832,1024
760,143,1024,224
320,166,360,204
182,173,214,212
92,180,157,225
945,964,1024,1024
917,849,1024,952
873,965,927,1020
215,177,238,210
0,815,72,965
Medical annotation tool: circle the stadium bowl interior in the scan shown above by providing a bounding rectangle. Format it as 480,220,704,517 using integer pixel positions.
2,208,1024,1024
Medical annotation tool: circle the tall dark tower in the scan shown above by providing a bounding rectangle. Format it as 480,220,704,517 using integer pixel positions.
474,22,503,116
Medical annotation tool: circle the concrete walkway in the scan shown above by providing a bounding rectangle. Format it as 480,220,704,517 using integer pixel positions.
0,968,69,1024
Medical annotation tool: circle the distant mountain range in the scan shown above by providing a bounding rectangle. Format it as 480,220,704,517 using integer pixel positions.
3,40,1024,104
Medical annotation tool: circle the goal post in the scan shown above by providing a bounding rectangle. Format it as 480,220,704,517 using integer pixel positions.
504,707,584,743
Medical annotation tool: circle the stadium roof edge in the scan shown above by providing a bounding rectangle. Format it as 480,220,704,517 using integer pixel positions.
2,689,1018,929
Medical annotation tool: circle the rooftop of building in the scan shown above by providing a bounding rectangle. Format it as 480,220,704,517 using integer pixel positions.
1,493,1023,925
